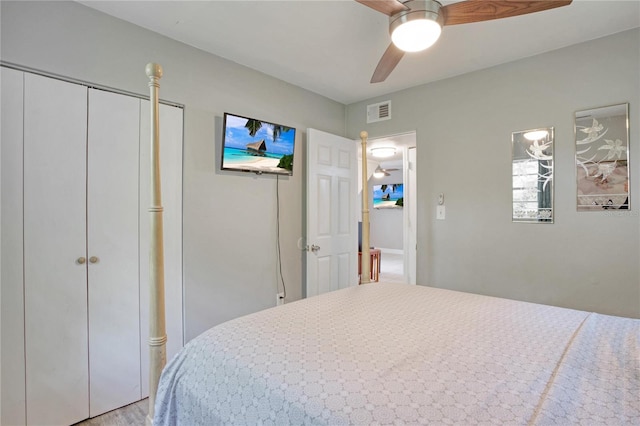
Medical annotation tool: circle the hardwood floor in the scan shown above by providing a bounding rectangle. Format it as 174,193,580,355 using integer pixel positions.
73,399,148,426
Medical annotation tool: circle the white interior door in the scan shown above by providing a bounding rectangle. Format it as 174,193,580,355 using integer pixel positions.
87,89,141,416
305,128,358,297
23,73,89,426
139,101,184,397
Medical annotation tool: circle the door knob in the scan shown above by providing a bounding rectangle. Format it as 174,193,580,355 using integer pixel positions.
310,244,320,253
77,257,86,265
89,256,99,264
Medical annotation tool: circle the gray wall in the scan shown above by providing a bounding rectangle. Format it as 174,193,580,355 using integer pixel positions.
347,29,640,318
0,0,345,343
370,170,403,250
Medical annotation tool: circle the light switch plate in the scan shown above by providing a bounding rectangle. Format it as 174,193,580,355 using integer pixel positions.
436,205,446,220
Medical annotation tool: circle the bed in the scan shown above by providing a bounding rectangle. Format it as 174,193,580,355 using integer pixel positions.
152,283,638,425
144,64,639,425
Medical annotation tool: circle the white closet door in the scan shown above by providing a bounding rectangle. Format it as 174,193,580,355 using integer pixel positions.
139,101,184,396
24,73,89,426
87,89,142,416
1,66,26,426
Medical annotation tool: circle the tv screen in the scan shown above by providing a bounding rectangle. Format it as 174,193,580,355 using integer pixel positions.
221,112,296,176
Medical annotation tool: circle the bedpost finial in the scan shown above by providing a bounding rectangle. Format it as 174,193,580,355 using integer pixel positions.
146,63,163,79
360,131,368,140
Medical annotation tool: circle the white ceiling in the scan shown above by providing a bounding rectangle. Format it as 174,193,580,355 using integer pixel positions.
79,0,639,105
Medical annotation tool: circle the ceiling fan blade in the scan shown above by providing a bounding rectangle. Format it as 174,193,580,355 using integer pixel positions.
371,43,405,83
442,0,572,26
355,0,409,16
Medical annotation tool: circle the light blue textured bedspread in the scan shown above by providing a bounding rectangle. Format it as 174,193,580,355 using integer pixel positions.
154,283,639,425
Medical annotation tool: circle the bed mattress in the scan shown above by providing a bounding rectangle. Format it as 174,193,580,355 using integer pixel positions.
154,283,639,425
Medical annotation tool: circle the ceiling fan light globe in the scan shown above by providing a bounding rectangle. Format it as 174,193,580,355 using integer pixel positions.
391,19,441,52
389,0,443,53
373,171,386,178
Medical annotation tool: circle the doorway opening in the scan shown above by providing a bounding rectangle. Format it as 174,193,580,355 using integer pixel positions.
360,131,417,285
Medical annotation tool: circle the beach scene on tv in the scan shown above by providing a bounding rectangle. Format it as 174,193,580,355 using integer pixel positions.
373,183,404,209
222,113,296,175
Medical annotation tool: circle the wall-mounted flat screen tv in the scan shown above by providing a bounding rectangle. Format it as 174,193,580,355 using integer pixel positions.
221,112,296,176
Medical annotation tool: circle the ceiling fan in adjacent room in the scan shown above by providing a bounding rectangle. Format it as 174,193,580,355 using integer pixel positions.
356,0,573,83
373,164,400,178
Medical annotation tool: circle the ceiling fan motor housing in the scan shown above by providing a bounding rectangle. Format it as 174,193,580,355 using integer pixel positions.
389,0,444,36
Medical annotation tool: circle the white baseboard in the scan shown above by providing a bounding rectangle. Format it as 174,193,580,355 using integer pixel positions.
377,248,403,255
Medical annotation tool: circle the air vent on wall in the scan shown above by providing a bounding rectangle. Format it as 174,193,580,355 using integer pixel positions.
367,100,391,123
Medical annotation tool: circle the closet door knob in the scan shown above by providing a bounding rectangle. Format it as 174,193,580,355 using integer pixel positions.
77,257,86,265
89,256,99,264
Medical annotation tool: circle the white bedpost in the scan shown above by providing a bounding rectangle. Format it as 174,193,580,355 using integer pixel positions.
145,62,167,426
360,131,371,284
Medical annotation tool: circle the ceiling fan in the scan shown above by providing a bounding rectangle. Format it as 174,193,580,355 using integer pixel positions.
356,0,573,83
374,164,400,178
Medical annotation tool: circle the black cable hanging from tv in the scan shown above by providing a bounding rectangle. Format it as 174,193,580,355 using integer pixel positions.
276,175,286,301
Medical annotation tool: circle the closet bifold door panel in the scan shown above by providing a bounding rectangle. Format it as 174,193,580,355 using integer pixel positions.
23,73,90,426
87,88,142,417
1,67,27,426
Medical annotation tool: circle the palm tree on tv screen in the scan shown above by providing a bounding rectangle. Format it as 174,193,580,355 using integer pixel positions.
244,119,293,143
